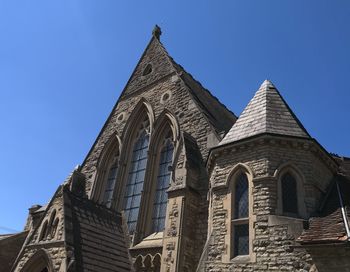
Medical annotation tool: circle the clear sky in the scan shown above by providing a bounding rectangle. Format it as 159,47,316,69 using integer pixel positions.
0,1,349,234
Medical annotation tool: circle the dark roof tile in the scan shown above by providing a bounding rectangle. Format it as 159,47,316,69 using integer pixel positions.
65,189,131,272
298,176,350,245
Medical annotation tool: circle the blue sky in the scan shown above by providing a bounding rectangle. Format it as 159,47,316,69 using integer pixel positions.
0,1,349,233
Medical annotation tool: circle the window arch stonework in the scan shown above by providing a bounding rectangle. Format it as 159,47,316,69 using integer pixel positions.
91,134,121,207
122,121,150,233
39,220,48,241
21,249,53,272
109,100,156,244
137,111,179,240
151,132,174,233
39,209,60,241
133,253,161,272
281,172,298,215
275,164,307,219
223,163,256,263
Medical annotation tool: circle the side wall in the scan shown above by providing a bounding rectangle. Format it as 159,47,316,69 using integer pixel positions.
13,190,67,272
204,137,336,271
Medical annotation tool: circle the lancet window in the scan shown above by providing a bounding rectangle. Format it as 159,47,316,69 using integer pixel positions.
231,173,249,257
102,153,119,207
281,172,298,215
123,119,150,233
151,133,174,232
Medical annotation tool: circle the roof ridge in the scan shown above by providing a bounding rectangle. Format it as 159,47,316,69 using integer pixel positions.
164,48,237,121
265,80,311,138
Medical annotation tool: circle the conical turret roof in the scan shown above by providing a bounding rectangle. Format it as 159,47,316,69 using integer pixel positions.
220,80,310,145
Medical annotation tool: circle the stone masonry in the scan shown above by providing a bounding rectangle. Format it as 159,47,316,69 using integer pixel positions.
4,27,350,272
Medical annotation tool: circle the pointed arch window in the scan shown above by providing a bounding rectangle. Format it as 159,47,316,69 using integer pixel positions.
123,120,150,233
151,134,174,232
281,172,298,215
102,154,119,208
232,173,249,257
39,221,48,241
94,135,121,208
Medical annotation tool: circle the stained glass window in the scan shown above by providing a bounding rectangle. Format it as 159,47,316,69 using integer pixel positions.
123,130,149,233
234,173,248,219
102,160,118,208
151,139,174,232
233,224,249,256
232,172,249,257
282,173,298,215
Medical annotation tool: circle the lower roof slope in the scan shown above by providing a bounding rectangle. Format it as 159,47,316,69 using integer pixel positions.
220,80,310,145
298,175,350,245
65,188,131,272
0,232,28,272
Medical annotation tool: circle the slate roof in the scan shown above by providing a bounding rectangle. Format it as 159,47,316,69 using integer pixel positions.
298,175,350,245
164,45,237,134
64,188,131,272
0,231,28,272
220,80,310,145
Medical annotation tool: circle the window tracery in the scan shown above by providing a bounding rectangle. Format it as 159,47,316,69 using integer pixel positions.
39,210,59,241
92,134,121,207
123,119,150,233
151,133,174,233
102,154,119,208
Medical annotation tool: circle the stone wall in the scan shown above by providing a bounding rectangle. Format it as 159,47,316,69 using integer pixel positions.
203,135,337,271
81,73,224,194
14,247,67,272
13,189,67,272
79,38,234,271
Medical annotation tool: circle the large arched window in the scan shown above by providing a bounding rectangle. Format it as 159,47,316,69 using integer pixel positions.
281,172,298,215
151,134,174,233
123,120,150,233
231,173,249,257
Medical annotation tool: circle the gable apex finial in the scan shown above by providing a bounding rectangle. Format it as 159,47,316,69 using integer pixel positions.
152,25,162,40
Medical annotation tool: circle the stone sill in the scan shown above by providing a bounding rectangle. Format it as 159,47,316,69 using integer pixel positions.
231,255,251,264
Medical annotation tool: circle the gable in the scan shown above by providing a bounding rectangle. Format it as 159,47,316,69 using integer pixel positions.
120,36,177,99
80,29,236,194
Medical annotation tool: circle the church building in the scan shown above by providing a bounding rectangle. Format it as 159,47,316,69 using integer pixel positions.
1,26,350,272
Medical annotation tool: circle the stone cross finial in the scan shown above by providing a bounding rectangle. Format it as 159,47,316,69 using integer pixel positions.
152,25,162,40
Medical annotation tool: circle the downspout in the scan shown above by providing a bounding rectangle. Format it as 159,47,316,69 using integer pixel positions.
336,181,350,241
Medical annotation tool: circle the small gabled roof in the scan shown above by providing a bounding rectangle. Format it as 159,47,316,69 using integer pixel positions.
220,80,311,145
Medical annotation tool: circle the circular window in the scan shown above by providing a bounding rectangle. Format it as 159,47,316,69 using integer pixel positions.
142,64,153,76
116,112,125,123
160,91,172,104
